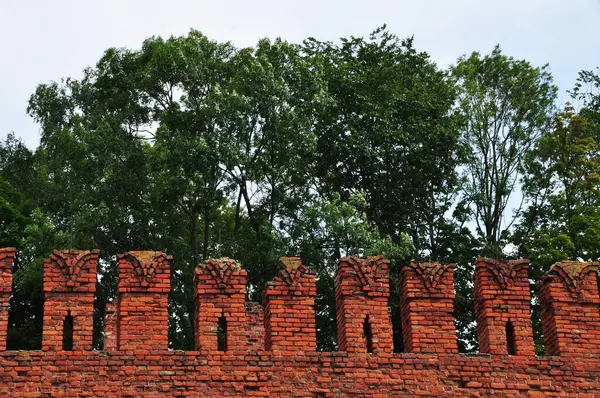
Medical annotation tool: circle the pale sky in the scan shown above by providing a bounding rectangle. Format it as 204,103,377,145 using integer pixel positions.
1,0,600,148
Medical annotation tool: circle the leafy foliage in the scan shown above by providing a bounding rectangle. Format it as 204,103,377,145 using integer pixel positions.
4,28,596,355
453,46,557,254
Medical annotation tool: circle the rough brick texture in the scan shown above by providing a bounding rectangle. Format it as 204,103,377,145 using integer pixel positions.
263,257,316,351
0,247,15,350
538,261,600,356
103,301,117,352
2,248,600,396
42,249,98,351
474,258,535,356
399,262,457,353
335,256,393,354
194,257,247,352
245,302,265,351
116,251,172,351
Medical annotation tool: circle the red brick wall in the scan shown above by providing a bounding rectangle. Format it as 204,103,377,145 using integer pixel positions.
1,248,600,397
335,256,393,354
245,301,265,351
538,261,600,356
42,249,98,351
474,258,535,356
0,247,15,351
116,251,172,351
194,258,247,352
263,257,316,351
399,261,457,354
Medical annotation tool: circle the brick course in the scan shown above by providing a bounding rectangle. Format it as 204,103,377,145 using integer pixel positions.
0,250,599,397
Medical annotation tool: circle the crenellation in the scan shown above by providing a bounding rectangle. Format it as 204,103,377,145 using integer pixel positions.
537,261,600,356
1,249,600,396
42,249,99,351
194,257,248,352
0,247,16,351
474,258,534,356
117,251,172,351
399,261,457,354
263,257,316,351
335,256,393,354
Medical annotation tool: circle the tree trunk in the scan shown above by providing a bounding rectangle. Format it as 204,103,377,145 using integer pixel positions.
202,207,210,261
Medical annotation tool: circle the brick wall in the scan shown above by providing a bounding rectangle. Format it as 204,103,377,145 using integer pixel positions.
115,251,172,351
474,258,535,356
399,261,457,354
0,247,15,351
1,249,600,397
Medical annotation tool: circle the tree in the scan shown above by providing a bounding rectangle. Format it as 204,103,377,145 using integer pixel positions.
305,27,462,248
452,46,557,255
305,27,480,351
25,31,322,349
0,134,47,349
515,104,600,353
519,106,600,265
284,192,412,350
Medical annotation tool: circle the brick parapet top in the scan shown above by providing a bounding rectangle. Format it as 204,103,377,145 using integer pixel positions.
43,249,99,293
263,257,316,296
538,261,600,302
335,255,390,296
475,258,530,289
401,262,455,294
0,248,16,269
194,257,247,293
117,251,172,293
0,247,16,264
0,248,16,293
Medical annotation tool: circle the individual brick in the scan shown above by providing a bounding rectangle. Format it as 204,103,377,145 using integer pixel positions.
117,251,172,351
400,262,457,354
538,261,600,356
263,257,316,351
474,258,534,356
194,257,247,352
335,256,393,354
0,247,16,350
42,249,99,351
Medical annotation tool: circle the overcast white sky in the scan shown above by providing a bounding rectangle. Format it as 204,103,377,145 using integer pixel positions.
1,0,599,148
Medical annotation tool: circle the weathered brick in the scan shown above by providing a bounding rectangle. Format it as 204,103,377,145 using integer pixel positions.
116,251,172,351
400,261,457,354
42,249,99,351
474,258,534,356
263,257,316,351
538,261,600,356
0,250,599,396
335,256,393,354
0,247,16,351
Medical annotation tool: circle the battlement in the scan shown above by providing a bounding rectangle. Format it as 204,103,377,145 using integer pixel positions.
400,261,457,353
116,251,172,351
1,249,600,396
263,256,317,351
474,258,534,356
538,261,600,356
42,249,99,351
